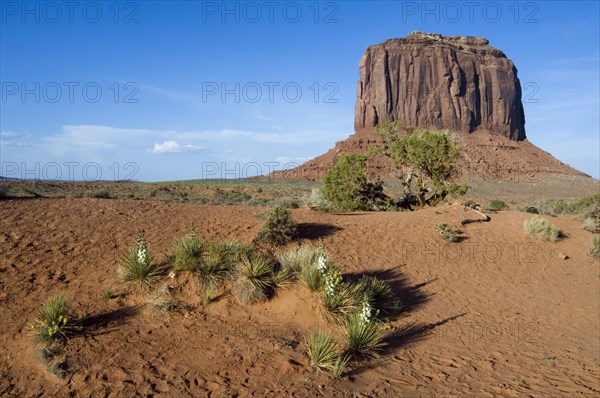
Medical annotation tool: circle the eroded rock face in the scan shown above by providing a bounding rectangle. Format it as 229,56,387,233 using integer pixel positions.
354,32,526,140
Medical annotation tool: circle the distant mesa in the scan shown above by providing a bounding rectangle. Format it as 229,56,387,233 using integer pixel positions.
275,32,586,181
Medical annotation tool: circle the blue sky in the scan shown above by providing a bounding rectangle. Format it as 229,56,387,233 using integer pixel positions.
1,0,598,181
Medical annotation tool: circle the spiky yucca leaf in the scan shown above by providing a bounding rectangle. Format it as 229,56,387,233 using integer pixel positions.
118,248,164,293
343,313,387,359
32,295,71,343
233,255,274,304
300,263,325,292
306,330,343,370
171,234,203,271
321,283,360,324
353,275,399,315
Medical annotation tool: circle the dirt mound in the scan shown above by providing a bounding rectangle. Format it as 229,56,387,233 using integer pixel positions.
274,129,588,181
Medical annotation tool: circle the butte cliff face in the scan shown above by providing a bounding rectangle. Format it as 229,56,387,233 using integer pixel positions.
272,32,585,181
354,32,526,141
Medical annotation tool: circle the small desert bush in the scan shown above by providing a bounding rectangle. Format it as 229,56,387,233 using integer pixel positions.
343,312,387,359
487,199,507,211
36,348,68,379
523,216,562,242
86,189,113,199
277,245,319,274
118,230,164,293
256,206,298,246
582,217,600,233
32,295,71,343
306,329,349,377
303,187,330,211
435,222,462,243
588,235,600,260
148,285,179,315
536,195,600,216
233,254,275,304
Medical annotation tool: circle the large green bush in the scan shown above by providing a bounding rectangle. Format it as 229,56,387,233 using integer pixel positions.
322,153,369,211
388,129,466,207
322,154,391,211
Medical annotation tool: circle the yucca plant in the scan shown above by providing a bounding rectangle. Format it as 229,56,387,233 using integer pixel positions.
118,230,164,293
233,254,275,304
319,267,360,324
321,283,360,324
353,275,399,315
196,244,232,302
300,263,325,292
300,246,330,292
343,313,387,359
171,231,203,271
221,240,255,266
31,295,71,343
306,329,347,375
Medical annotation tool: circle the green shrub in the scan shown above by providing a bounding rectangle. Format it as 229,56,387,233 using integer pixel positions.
118,231,164,293
86,190,113,199
523,217,562,242
306,329,348,376
322,153,370,211
487,199,508,211
588,235,600,260
343,313,386,359
32,295,71,343
233,254,275,304
256,206,298,246
389,130,461,207
303,187,330,211
435,222,462,243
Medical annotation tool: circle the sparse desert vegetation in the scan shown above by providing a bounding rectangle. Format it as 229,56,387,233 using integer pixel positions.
2,187,597,396
524,216,563,242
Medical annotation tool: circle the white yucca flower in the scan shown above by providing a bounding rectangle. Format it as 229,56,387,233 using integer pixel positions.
136,230,148,264
317,254,328,275
359,299,372,325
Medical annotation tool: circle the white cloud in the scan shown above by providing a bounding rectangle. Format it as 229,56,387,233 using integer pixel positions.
151,140,203,154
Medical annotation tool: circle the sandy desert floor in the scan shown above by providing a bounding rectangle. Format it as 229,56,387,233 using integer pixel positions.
0,197,598,397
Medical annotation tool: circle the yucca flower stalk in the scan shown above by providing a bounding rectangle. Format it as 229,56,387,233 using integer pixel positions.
136,230,148,264
324,268,342,297
359,298,373,325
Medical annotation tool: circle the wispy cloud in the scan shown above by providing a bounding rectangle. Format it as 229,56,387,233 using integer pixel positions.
150,140,204,154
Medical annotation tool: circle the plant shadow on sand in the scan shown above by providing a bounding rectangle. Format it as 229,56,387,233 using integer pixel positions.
296,222,342,240
343,266,467,376
74,305,142,337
